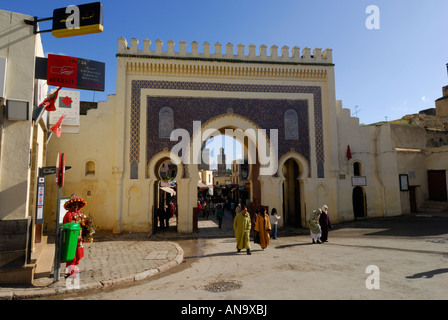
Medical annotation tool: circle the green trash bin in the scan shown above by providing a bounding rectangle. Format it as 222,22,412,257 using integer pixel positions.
60,222,81,262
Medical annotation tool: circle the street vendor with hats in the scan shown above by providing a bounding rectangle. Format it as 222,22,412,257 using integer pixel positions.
63,194,89,276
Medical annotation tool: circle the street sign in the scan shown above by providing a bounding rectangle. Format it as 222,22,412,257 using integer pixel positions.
35,177,46,225
47,54,105,92
39,166,71,176
52,2,104,38
39,166,57,176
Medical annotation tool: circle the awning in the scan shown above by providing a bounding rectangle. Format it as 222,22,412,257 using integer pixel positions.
197,182,209,189
160,187,176,196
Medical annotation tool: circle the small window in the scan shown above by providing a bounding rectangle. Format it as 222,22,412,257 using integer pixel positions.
354,162,361,176
85,161,96,178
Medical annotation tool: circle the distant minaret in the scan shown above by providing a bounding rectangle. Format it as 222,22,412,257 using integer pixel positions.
200,147,210,171
218,147,226,174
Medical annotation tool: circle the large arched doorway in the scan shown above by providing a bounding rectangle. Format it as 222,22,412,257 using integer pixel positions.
282,158,301,227
195,129,262,233
183,114,275,232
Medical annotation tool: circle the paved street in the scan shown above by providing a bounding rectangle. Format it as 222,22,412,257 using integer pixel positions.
52,210,448,301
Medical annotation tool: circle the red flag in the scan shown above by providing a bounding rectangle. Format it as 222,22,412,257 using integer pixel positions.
50,114,66,138
39,87,62,111
346,145,352,160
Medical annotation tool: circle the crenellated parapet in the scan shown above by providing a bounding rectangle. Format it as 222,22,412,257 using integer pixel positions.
117,37,333,65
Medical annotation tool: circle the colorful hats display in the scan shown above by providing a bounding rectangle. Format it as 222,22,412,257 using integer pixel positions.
63,194,87,210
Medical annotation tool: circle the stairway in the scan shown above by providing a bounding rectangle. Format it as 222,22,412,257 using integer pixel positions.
418,200,448,213
31,236,55,280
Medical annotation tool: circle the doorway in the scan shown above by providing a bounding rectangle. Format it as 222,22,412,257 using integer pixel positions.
153,159,178,233
428,170,447,201
282,158,301,227
409,186,417,213
352,186,366,218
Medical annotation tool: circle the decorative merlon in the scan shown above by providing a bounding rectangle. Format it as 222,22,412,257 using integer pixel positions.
117,37,333,64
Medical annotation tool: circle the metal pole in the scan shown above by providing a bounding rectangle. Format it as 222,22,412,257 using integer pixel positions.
53,185,62,282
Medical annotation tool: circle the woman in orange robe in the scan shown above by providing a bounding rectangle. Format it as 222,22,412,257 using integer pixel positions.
254,208,272,250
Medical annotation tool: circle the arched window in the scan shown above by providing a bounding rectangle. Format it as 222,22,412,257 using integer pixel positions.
353,162,361,176
159,107,174,138
284,109,299,140
85,160,96,178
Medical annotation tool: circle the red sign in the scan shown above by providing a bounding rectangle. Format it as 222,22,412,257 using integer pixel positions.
47,54,78,88
46,54,105,91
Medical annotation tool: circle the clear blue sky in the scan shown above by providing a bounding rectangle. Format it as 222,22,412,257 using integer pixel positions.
3,0,448,124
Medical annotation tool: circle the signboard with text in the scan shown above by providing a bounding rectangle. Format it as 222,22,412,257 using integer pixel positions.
52,2,104,38
351,176,367,186
47,54,105,91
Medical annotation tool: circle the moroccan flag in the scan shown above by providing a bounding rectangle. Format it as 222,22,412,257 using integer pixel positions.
346,145,352,160
39,86,62,111
50,114,66,138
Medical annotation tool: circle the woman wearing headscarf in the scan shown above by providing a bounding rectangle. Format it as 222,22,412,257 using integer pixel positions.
319,205,332,242
254,208,272,250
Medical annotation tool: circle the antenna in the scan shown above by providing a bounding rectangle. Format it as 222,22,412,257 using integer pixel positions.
352,105,361,117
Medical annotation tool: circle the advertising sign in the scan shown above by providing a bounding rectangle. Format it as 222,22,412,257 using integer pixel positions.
47,54,105,91
52,2,104,38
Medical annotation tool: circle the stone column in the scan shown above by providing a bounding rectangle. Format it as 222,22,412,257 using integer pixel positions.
259,176,284,227
176,178,194,233
113,169,123,234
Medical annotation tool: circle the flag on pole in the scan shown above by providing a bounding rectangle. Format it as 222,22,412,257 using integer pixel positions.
346,145,352,160
39,86,62,111
50,114,66,138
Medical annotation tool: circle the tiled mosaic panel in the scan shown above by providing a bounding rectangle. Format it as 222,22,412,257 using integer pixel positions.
130,80,324,179
146,96,310,165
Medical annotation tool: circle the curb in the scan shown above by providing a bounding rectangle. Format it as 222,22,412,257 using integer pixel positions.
1,242,184,300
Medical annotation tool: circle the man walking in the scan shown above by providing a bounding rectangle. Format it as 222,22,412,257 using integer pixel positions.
233,205,252,255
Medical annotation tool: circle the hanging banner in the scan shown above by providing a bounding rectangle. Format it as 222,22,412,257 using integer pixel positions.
52,2,104,38
47,54,105,91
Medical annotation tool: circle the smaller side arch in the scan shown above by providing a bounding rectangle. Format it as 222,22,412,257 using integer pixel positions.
127,185,141,217
278,151,310,180
147,151,184,180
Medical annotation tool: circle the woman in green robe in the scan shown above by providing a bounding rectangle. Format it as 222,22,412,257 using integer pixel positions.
233,205,252,255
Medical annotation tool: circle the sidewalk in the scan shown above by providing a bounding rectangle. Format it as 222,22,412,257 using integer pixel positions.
0,209,237,300
1,209,446,300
